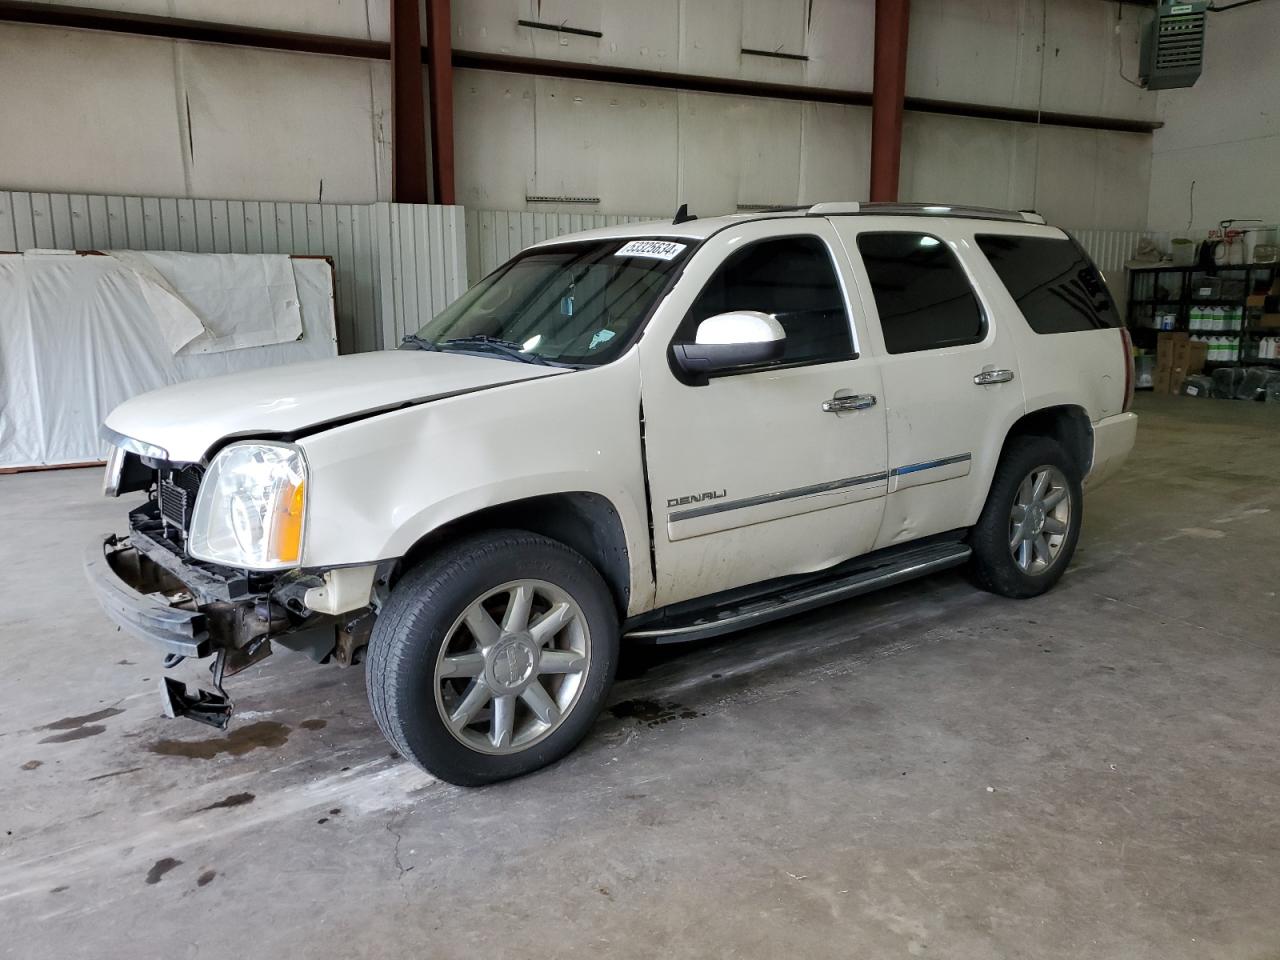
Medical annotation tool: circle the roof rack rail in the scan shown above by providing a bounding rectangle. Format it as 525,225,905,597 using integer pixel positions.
805,201,1045,225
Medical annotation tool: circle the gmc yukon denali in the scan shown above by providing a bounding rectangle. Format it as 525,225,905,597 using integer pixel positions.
88,202,1138,785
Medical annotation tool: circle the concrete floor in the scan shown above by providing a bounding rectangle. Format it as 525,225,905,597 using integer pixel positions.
2,392,1278,959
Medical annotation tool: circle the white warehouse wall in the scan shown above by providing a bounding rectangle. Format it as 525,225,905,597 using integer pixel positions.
453,0,1157,228
1,0,1157,229
1146,4,1280,234
0,17,392,204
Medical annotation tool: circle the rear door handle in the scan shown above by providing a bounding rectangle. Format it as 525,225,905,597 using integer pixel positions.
823,393,877,413
974,369,1015,385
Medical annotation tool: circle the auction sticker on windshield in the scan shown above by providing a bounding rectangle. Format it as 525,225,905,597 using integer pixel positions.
615,240,687,260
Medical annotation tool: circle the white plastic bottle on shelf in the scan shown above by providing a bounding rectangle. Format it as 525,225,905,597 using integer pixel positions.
1189,306,1200,331
1208,336,1220,362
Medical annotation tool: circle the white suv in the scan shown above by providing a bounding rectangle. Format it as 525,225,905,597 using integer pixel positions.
89,202,1137,785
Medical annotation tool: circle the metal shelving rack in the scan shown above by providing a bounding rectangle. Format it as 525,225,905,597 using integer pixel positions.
1126,262,1280,366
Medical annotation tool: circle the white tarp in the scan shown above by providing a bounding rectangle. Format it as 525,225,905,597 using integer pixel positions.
0,251,337,469
109,251,303,354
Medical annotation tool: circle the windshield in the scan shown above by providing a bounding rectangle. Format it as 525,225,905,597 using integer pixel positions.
406,238,690,365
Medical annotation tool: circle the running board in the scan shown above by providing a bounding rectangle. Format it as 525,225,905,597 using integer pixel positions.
625,542,971,643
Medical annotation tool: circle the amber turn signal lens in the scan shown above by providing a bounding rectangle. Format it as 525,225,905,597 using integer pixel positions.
271,478,306,563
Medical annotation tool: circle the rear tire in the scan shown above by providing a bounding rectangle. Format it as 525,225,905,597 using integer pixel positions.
366,530,619,786
969,435,1082,599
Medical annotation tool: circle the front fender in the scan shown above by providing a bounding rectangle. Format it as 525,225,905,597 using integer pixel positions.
295,358,653,611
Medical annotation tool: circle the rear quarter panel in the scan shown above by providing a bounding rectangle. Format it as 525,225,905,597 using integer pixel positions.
957,222,1127,424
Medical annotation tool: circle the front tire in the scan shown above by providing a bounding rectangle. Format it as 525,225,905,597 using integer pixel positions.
366,530,619,786
969,436,1083,599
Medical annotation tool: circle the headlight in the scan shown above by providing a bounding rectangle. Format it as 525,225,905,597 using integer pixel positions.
187,442,308,570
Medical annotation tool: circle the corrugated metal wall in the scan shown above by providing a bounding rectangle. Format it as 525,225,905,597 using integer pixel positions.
377,203,467,350
0,191,466,353
464,209,659,281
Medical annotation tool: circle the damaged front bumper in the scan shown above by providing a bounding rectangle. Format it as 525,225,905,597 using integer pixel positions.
85,519,374,728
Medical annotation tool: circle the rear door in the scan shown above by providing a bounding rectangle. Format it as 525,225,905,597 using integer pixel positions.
831,218,1026,550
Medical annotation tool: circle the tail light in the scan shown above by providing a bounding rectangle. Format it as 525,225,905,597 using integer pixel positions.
1120,327,1135,412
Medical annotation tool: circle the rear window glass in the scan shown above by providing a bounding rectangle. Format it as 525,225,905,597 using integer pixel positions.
855,232,986,355
976,235,1120,333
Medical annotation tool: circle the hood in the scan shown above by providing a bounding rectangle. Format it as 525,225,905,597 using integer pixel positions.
105,350,565,463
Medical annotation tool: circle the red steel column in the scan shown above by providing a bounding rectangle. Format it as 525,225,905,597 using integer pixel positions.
425,0,455,205
390,0,430,203
869,0,910,202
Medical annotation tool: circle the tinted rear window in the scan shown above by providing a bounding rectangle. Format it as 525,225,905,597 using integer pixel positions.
976,235,1120,333
856,232,986,354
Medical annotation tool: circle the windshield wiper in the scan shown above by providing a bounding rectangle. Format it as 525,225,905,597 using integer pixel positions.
439,335,553,365
400,334,441,351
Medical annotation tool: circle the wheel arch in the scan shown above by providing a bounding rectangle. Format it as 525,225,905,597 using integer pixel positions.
396,492,632,617
1000,404,1093,479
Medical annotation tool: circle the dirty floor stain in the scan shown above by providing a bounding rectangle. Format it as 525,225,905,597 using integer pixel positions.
144,858,182,885
196,870,216,887
146,721,291,760
609,698,702,727
86,766,143,782
21,760,42,770
193,792,255,813
300,718,327,730
36,708,125,732
39,726,107,744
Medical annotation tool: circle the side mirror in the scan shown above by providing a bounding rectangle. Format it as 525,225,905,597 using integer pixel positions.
671,311,786,385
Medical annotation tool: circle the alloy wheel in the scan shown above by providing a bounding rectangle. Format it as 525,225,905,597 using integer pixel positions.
1008,465,1071,576
433,579,591,755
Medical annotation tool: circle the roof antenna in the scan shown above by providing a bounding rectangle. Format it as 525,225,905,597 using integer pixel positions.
673,203,697,224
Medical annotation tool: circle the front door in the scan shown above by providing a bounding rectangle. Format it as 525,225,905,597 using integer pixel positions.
832,220,1026,549
639,220,888,608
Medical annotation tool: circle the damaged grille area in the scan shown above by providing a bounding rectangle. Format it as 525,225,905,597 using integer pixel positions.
158,464,204,533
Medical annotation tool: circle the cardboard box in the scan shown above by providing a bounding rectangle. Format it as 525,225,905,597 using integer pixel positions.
1156,331,1188,371
1257,313,1280,329
1172,339,1192,368
1154,367,1172,394
1170,367,1188,395
1188,340,1208,374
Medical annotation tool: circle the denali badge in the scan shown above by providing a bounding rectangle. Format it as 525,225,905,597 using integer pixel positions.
667,489,727,508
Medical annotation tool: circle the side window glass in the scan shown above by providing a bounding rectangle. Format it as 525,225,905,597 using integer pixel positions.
675,236,854,366
856,233,986,355
975,234,1120,333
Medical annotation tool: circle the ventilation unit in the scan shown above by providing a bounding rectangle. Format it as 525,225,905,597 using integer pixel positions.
1140,1,1209,90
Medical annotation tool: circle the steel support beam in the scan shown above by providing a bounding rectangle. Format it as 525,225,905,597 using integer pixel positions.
424,0,455,205
870,0,911,202
389,0,429,203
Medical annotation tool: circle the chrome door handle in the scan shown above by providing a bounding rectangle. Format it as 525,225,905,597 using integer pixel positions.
974,369,1015,385
823,393,877,413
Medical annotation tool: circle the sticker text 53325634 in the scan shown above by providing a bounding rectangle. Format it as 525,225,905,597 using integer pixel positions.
615,240,687,261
